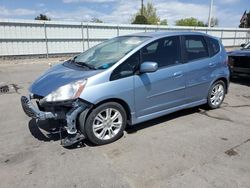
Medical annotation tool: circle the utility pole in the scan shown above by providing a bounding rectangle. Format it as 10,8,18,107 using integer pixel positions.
208,0,213,27
141,0,144,15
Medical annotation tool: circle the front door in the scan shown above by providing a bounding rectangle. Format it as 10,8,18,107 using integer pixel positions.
134,36,187,119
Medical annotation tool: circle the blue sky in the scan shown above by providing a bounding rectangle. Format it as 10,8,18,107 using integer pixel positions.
0,0,248,27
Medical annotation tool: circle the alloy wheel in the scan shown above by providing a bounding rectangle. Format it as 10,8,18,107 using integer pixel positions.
210,83,224,106
92,108,123,140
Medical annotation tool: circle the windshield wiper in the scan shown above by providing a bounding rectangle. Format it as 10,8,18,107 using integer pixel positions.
70,57,96,70
75,61,97,70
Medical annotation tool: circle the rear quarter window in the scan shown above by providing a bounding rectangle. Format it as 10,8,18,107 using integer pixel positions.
206,37,220,56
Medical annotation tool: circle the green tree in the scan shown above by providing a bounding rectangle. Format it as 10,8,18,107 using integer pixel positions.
160,19,168,25
132,2,167,25
91,18,103,23
35,14,51,21
175,17,205,27
132,15,148,24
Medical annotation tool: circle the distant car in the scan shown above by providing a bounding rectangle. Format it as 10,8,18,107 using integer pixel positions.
21,32,229,146
228,42,250,77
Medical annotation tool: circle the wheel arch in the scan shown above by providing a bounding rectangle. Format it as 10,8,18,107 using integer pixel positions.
78,98,132,137
81,98,132,126
92,98,132,122
213,77,229,93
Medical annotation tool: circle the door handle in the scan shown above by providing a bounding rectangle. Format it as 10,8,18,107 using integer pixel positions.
209,62,216,67
173,71,183,78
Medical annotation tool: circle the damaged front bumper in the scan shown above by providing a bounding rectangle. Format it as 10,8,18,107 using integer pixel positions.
21,96,57,120
21,95,91,135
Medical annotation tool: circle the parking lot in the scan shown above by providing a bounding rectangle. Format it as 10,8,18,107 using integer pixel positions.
0,58,250,188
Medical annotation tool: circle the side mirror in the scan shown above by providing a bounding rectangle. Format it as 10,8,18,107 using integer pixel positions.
240,43,245,47
140,62,158,73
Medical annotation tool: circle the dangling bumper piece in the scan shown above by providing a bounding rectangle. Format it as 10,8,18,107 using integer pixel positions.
21,95,91,136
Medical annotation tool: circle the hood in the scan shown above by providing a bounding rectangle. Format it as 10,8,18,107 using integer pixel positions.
29,62,103,97
227,49,250,57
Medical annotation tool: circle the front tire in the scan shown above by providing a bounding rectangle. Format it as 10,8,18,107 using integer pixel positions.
207,80,226,109
83,102,127,145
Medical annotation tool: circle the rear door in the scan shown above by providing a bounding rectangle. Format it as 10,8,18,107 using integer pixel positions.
183,35,213,103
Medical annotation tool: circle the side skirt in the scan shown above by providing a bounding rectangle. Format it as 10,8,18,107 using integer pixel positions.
131,99,207,125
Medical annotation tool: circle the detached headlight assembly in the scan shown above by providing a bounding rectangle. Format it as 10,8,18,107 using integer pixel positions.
44,80,87,102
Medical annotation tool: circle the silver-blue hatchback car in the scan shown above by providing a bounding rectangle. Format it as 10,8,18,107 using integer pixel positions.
21,32,229,146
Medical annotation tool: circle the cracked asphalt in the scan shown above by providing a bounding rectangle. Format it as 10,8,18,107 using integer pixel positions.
0,58,250,188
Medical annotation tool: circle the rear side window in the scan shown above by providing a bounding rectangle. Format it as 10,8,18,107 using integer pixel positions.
206,37,220,56
184,35,209,62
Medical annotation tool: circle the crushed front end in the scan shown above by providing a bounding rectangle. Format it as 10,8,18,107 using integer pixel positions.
21,94,92,147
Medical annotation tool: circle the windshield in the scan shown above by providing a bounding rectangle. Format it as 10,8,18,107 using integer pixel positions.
242,42,250,50
73,36,149,69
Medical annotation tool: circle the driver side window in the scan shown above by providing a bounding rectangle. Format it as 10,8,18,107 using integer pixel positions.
141,36,181,68
110,51,140,81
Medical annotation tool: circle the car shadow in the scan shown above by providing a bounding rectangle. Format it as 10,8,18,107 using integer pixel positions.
28,118,88,149
125,106,201,134
230,77,250,87
28,106,203,149
28,119,67,142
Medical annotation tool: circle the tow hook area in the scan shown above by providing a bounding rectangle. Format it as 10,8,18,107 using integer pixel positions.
65,103,85,134
62,101,94,147
61,133,85,147
62,102,87,147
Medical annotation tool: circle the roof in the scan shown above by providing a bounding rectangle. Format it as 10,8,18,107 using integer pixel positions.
125,31,209,38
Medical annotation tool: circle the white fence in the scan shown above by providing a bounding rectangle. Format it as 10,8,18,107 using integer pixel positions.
0,19,250,57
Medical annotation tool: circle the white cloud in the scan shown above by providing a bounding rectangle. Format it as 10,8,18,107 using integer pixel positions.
0,6,36,17
98,0,241,27
101,0,140,23
63,0,115,3
154,1,210,25
47,0,138,23
45,7,103,21
219,0,240,4
36,3,45,7
0,0,242,27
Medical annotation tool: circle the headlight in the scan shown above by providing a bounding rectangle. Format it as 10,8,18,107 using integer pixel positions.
44,80,87,102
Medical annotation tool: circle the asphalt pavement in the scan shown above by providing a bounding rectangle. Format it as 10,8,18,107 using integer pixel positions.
0,58,250,188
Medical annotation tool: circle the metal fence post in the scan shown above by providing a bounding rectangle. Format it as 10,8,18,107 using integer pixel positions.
86,23,90,49
246,30,250,43
145,26,147,32
43,22,49,58
233,29,237,47
117,25,119,36
220,29,224,39
81,22,85,52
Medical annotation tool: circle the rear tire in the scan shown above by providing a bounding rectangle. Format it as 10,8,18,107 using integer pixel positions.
207,80,226,109
82,102,127,145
